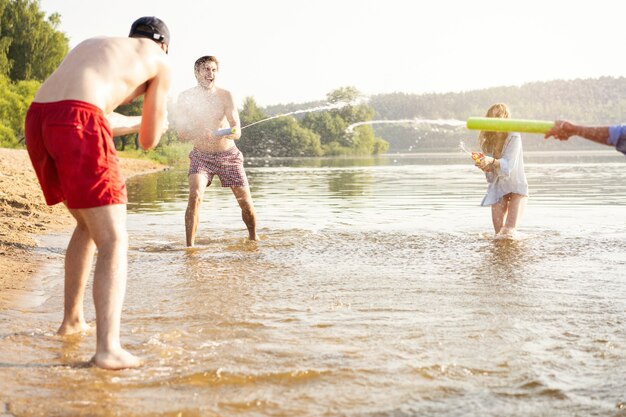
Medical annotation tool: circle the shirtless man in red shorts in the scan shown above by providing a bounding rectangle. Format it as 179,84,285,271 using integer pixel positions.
175,56,258,246
24,16,171,369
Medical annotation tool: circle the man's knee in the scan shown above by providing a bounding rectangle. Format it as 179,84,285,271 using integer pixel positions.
188,188,204,205
68,207,89,230
232,187,251,203
96,228,128,250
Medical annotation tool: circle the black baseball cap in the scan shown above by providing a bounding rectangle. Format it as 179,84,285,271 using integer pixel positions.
129,16,170,47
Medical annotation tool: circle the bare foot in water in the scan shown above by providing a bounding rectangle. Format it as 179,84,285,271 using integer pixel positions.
91,348,143,370
57,320,92,335
495,228,517,240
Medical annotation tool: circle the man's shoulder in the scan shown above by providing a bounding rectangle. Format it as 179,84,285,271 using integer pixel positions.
81,36,138,48
178,86,201,99
216,86,233,95
216,87,235,102
179,86,198,95
80,35,113,44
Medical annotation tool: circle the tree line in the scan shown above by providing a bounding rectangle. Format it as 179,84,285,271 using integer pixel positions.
263,77,626,153
2,0,625,155
0,0,388,157
237,86,388,157
0,0,68,147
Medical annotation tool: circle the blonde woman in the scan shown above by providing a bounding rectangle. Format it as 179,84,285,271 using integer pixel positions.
475,103,528,238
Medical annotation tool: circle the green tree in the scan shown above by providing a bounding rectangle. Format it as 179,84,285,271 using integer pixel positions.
0,74,39,147
367,76,626,152
301,111,347,146
301,86,387,155
113,98,143,150
240,96,266,127
239,116,322,158
372,137,389,154
239,97,322,157
0,0,10,78
1,0,69,82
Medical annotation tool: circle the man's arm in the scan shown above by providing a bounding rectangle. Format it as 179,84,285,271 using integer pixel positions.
138,60,172,150
545,120,610,146
221,90,242,140
107,112,142,137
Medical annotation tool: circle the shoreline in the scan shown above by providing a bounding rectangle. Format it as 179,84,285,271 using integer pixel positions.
0,148,168,310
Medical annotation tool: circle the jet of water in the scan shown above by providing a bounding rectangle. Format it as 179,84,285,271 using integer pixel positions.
458,140,473,156
241,99,365,130
345,118,465,133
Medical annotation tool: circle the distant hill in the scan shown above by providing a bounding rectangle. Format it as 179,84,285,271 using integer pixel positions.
260,77,626,153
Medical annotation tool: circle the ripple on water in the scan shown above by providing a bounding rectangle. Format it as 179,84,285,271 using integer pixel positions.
3,157,626,416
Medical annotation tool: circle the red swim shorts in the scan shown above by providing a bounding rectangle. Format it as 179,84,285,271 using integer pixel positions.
24,100,127,209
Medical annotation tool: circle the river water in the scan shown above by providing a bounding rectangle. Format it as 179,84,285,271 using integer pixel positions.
1,151,625,417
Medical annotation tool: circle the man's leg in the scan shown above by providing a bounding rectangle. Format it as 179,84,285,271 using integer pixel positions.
70,204,140,370
57,207,96,335
231,186,258,240
185,174,209,247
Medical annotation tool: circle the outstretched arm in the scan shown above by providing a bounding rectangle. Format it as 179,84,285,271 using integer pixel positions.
138,59,172,150
544,120,610,146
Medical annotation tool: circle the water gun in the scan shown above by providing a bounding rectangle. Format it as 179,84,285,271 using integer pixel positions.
214,127,238,137
466,117,554,134
471,152,484,162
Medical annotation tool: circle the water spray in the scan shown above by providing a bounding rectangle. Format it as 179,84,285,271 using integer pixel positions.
241,100,364,130
345,118,465,133
459,140,484,162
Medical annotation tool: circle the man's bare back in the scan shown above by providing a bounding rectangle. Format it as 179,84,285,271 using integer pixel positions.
25,17,172,370
34,36,171,148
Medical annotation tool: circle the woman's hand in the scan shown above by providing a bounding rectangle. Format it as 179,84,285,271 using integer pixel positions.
477,156,496,172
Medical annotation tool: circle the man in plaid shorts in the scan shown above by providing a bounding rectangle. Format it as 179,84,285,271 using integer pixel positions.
175,56,258,246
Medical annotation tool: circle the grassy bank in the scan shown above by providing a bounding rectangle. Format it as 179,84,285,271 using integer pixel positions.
115,141,192,167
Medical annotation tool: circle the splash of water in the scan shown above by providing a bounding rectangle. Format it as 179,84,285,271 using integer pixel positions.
241,100,364,130
345,118,465,133
458,140,474,156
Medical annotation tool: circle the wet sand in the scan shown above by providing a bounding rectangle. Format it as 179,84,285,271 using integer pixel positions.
0,148,167,309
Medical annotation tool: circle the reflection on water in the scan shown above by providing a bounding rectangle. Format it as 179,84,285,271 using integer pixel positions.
1,151,625,416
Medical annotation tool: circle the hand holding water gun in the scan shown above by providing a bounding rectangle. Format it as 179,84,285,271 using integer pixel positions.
476,155,498,172
212,127,238,138
470,152,495,172
471,152,484,164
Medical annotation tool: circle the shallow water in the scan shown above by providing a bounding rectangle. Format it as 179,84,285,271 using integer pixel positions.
1,151,626,417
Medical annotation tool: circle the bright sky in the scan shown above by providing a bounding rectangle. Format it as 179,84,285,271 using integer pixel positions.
39,0,626,107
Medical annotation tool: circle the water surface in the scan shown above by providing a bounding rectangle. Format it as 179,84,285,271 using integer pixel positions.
1,151,625,416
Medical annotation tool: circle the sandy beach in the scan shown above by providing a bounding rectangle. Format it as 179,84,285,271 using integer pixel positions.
0,148,167,308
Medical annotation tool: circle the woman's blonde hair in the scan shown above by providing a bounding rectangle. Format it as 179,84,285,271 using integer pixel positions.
478,103,510,158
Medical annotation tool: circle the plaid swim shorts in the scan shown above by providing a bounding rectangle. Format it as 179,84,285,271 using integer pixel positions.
188,146,249,187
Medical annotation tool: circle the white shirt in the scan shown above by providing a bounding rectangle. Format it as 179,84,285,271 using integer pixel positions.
481,132,529,206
